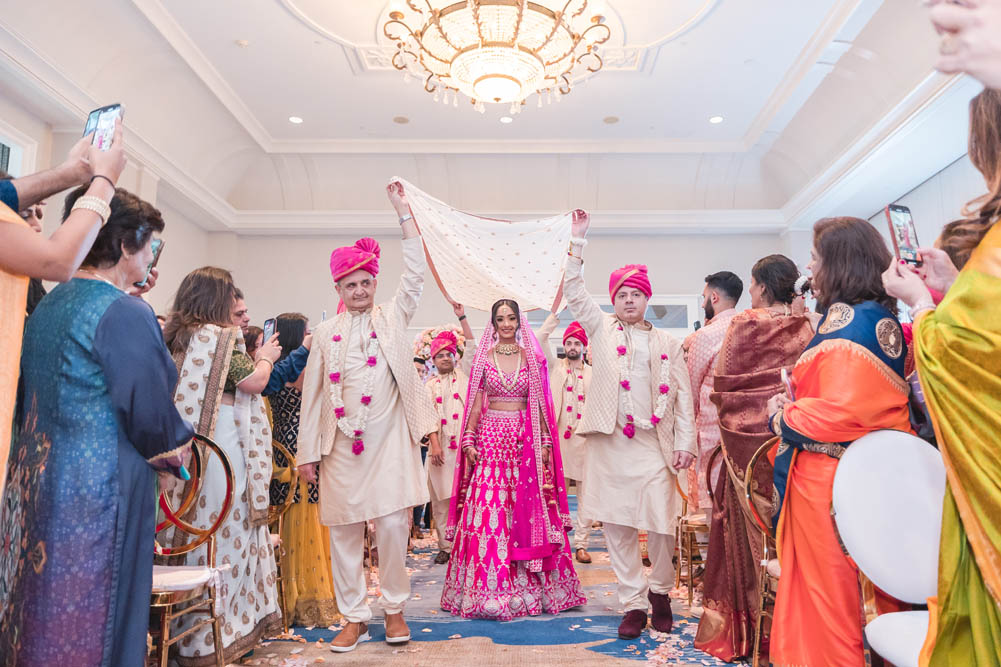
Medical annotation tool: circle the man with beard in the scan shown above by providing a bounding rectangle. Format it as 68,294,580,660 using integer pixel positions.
685,272,742,517
545,320,594,563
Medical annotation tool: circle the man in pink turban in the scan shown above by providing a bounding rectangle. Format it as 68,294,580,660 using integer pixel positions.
539,314,596,563
563,210,696,640
423,305,475,565
298,182,438,653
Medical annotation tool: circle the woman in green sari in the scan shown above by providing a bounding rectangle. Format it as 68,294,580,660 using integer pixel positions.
883,89,1001,666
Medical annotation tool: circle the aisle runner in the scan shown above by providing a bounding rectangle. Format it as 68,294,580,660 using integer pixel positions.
259,498,743,666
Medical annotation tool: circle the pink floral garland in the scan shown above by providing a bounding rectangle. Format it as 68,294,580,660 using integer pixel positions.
432,373,463,450
327,328,380,455
615,323,671,439
562,366,585,440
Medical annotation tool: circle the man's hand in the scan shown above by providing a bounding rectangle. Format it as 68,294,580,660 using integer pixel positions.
300,462,319,483
929,0,1001,89
571,208,590,238
452,302,465,319
429,441,445,466
387,181,410,218
672,450,695,472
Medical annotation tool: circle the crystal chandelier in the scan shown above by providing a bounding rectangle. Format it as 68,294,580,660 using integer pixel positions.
383,1,611,114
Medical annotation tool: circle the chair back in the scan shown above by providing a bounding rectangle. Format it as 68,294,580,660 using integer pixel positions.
155,434,235,558
831,429,945,604
268,440,299,525
744,436,779,540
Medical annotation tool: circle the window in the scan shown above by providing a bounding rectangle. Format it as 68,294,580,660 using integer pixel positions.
0,142,9,174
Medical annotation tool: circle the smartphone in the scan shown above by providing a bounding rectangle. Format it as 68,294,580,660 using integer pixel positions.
84,104,123,151
263,318,277,342
885,204,922,266
134,239,164,288
781,368,796,401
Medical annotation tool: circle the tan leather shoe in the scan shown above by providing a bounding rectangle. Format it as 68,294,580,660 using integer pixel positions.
329,622,370,653
384,612,411,645
575,548,592,564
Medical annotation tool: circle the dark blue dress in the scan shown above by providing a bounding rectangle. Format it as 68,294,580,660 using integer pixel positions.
0,278,193,666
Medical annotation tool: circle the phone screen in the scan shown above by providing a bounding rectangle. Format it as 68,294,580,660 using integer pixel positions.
134,239,164,288
886,206,921,265
263,318,277,342
85,104,123,151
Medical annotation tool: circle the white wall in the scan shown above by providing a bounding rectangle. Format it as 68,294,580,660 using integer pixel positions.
222,232,784,335
866,155,987,247
146,202,212,314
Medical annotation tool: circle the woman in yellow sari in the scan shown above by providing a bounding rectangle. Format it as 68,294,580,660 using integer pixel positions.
767,217,912,667
883,89,1001,666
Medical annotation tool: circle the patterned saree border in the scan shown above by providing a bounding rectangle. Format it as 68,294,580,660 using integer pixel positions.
795,338,908,394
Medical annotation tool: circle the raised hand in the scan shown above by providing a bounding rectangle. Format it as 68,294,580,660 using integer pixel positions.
571,208,590,238
452,302,465,319
386,181,410,218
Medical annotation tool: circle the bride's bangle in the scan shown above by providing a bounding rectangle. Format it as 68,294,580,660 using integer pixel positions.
460,430,476,450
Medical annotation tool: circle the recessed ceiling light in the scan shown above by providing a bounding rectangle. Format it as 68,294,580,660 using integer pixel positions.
500,116,513,124
288,116,304,124
709,115,724,124
234,39,250,48
603,116,620,124
393,116,410,124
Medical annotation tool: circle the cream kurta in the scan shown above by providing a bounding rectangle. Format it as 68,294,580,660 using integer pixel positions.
317,312,427,525
549,360,591,481
425,368,468,499
582,329,681,535
298,236,436,527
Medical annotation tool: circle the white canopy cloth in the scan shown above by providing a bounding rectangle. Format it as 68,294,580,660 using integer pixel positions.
394,177,573,312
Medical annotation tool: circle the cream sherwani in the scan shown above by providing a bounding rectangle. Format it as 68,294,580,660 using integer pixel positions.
539,314,595,550
299,236,438,623
424,367,469,552
564,242,697,611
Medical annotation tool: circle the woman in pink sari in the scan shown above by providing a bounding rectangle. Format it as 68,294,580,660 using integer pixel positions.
441,299,586,620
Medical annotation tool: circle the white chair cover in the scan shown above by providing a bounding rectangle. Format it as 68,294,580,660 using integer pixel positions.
394,177,572,311
864,610,930,667
831,429,945,604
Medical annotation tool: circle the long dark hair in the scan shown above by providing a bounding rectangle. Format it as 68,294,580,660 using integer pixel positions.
490,299,521,335
276,312,308,361
163,266,237,354
954,89,1001,260
751,254,799,305
812,217,896,315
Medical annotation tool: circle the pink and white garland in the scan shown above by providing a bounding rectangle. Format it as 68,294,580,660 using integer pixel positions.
615,323,671,439
562,366,584,440
433,374,463,450
327,328,380,455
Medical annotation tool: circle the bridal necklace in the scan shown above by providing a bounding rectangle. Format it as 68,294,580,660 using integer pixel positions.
492,347,522,392
494,342,520,355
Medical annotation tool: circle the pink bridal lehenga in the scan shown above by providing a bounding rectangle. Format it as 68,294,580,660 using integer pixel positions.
440,313,586,620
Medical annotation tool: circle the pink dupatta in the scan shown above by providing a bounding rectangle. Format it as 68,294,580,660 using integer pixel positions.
445,312,573,571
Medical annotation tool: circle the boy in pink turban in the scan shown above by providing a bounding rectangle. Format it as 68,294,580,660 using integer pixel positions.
423,305,475,564
564,210,697,640
298,182,438,653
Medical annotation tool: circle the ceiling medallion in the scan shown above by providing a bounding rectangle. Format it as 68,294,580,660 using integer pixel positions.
384,1,611,114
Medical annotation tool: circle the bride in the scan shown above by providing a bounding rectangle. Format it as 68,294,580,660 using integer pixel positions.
440,298,586,620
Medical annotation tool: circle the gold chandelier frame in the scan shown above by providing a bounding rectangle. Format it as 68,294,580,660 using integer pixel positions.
383,0,611,110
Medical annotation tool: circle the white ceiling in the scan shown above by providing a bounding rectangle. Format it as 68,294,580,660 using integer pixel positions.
0,0,978,235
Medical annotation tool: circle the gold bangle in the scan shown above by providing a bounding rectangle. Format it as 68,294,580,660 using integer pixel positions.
71,196,111,226
255,358,274,372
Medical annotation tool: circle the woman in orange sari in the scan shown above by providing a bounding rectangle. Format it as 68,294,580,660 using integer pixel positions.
766,217,912,667
694,255,815,662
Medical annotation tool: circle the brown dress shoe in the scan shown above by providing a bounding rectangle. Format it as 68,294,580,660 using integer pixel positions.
617,609,648,639
574,548,592,564
384,612,411,644
329,622,370,653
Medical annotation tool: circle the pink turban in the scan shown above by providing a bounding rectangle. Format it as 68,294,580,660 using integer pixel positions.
563,321,588,347
609,264,652,300
330,238,380,283
430,331,458,358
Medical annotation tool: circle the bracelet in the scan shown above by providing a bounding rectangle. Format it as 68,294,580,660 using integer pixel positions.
90,174,116,189
71,196,111,226
569,236,588,246
399,213,413,224
458,314,467,322
909,300,936,320
460,430,476,450
255,358,274,372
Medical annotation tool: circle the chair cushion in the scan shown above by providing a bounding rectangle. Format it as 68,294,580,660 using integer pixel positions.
152,565,213,592
864,610,929,667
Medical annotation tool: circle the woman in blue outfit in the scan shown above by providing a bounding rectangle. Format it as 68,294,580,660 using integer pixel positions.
0,186,193,666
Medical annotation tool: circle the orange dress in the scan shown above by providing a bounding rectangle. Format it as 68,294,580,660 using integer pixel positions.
769,301,912,667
